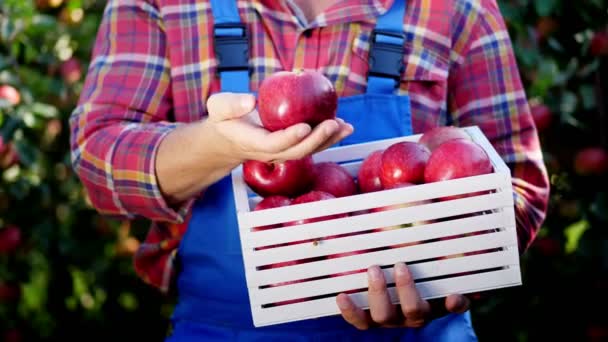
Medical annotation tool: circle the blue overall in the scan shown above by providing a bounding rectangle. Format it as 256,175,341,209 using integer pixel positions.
167,0,478,340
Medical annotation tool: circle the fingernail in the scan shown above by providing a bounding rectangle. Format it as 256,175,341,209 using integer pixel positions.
325,121,338,135
296,125,311,138
368,266,382,282
395,262,407,276
337,295,353,310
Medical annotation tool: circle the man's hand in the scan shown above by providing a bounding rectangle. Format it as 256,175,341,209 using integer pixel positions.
156,92,353,204
336,263,470,330
206,92,353,164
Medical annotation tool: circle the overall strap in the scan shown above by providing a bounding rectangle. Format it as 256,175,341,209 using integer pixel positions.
210,0,250,93
366,0,407,94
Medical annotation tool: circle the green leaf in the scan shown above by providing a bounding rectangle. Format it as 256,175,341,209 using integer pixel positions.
564,219,590,254
31,102,59,119
13,139,37,167
579,84,596,110
560,91,578,115
534,0,559,16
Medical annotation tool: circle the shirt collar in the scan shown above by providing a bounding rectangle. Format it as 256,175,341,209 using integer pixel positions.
251,0,394,29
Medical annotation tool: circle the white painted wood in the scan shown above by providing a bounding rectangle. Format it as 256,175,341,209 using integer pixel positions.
247,229,515,286
229,126,523,327
238,172,512,229
242,192,512,250
251,267,521,327
245,211,512,267
252,249,519,305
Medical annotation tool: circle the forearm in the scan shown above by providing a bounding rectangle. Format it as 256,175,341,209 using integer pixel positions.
155,119,243,204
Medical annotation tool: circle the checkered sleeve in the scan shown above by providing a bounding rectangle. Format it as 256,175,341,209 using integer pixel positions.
69,0,192,223
448,0,550,252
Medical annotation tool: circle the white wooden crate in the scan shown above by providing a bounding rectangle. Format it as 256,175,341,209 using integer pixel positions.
231,126,520,327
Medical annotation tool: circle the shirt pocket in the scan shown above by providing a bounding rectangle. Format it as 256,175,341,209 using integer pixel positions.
346,31,449,94
345,31,450,130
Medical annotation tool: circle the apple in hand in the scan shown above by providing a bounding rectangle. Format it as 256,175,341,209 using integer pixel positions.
312,162,357,198
243,156,314,197
357,150,384,193
424,139,493,200
418,126,471,152
380,142,431,188
284,190,347,226
252,196,292,231
257,69,338,131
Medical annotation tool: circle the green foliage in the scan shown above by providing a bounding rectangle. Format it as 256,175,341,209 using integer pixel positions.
1,1,172,341
1,0,607,341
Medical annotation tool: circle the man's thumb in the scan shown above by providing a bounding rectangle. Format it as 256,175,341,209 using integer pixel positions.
207,93,256,121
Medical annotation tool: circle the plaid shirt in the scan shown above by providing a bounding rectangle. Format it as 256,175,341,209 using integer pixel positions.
70,0,550,293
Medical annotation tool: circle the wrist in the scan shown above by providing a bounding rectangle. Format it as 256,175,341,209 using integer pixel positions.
198,119,244,169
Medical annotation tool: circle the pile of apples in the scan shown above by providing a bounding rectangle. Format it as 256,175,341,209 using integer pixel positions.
245,70,494,229
247,70,495,295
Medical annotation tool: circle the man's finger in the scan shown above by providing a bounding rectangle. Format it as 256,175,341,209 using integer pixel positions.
313,121,354,154
272,120,339,160
250,123,312,154
207,93,256,122
394,262,431,327
367,265,397,325
336,293,372,330
445,294,470,314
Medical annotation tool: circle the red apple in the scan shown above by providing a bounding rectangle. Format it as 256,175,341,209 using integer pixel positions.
529,101,552,132
284,190,347,226
312,162,357,198
534,236,561,257
0,225,22,254
0,136,7,155
357,150,384,193
243,156,314,197
258,70,338,131
60,58,82,84
1,143,19,169
418,126,471,152
0,85,21,106
0,282,20,302
252,196,292,231
424,139,493,183
380,142,431,188
574,147,608,176
587,325,608,342
3,328,22,342
590,31,608,57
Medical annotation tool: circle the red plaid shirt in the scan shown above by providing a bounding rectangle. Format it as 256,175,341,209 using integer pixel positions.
70,0,550,293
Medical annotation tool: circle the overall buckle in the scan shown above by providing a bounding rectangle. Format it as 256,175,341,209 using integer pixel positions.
213,23,250,73
368,29,405,86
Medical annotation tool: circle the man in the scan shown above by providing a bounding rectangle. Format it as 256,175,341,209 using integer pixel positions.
70,0,549,340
